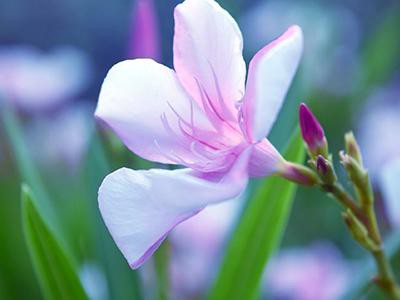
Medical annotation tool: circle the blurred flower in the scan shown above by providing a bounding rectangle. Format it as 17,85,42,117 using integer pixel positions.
170,199,242,298
79,262,108,300
357,81,400,179
95,0,303,269
127,0,161,61
380,158,400,228
0,45,90,112
240,0,361,96
26,103,93,172
264,242,349,300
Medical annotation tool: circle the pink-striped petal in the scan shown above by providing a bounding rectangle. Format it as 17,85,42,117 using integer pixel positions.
173,0,246,124
242,25,303,142
98,148,251,268
95,58,213,165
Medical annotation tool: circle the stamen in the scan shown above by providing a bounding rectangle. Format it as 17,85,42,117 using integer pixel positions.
160,113,187,147
155,80,244,173
203,87,225,123
194,77,223,129
167,101,194,133
237,106,249,141
208,61,235,121
177,120,219,150
153,139,182,164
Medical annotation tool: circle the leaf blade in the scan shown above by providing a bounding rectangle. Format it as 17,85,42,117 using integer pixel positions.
209,129,305,300
21,184,88,300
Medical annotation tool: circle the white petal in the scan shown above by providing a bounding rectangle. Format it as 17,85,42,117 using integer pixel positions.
98,148,251,268
173,0,246,122
242,25,303,142
95,59,213,165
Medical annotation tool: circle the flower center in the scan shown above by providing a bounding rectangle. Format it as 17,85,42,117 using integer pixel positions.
156,71,245,172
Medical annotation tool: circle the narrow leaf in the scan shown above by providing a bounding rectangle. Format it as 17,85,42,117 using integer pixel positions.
21,184,88,300
360,5,400,89
209,129,305,300
83,133,143,299
154,240,171,300
1,102,54,224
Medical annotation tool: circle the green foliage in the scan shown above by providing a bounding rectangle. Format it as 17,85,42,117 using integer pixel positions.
83,134,143,300
209,129,305,300
21,184,88,300
361,6,400,89
1,103,55,226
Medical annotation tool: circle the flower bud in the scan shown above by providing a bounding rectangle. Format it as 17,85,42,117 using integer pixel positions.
339,151,366,187
316,155,337,184
344,131,362,165
340,151,373,206
299,103,328,158
279,162,318,186
342,209,379,252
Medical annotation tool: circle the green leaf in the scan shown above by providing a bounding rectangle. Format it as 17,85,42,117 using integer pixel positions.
83,134,143,299
360,5,400,90
1,102,54,225
154,240,171,300
21,184,88,300
209,129,305,300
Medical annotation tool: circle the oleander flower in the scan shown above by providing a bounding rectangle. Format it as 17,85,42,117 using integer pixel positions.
264,243,349,300
0,46,90,112
26,103,93,171
95,0,303,268
170,200,242,297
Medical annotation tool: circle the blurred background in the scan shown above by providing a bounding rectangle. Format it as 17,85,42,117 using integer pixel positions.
0,0,399,299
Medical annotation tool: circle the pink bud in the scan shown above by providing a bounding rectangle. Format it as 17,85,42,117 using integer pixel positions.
316,155,328,175
299,103,328,157
316,155,337,184
127,0,161,61
279,162,318,186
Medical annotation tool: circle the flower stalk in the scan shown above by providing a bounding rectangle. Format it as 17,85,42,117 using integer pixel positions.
292,103,400,300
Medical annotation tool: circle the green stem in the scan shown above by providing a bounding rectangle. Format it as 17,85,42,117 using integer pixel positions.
0,102,56,227
1,103,48,203
321,182,364,220
318,171,400,299
153,241,170,300
366,204,382,245
326,183,400,299
372,248,400,300
366,197,400,299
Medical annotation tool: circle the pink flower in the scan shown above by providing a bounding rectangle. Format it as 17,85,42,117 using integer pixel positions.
95,0,303,269
26,103,93,171
0,46,90,112
264,243,349,300
127,0,161,61
170,200,242,297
